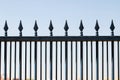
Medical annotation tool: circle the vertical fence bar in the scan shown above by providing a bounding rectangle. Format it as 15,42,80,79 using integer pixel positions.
50,41,52,80
14,41,17,80
65,41,68,80
110,20,115,80
0,41,1,80
45,42,47,80
112,41,114,80
60,41,62,80
64,20,69,80
96,41,99,80
9,42,12,80
76,42,77,80
95,20,99,80
25,42,27,80
4,21,8,80
86,41,88,80
102,41,104,80
107,41,109,80
80,41,83,80
79,21,84,80
56,42,58,80
71,41,73,80
34,41,37,80
49,20,53,80
19,41,22,80
18,20,23,80
118,41,120,80
40,42,42,80
4,41,7,80
34,20,38,80
91,41,93,80
30,41,32,80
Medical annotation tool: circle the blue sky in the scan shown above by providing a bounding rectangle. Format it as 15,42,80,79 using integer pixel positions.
0,0,120,36
0,0,120,79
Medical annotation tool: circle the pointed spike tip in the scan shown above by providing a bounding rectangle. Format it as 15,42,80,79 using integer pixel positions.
95,20,100,31
18,21,23,31
79,20,84,31
110,20,115,31
34,21,38,31
49,20,54,31
4,21,8,31
64,20,69,31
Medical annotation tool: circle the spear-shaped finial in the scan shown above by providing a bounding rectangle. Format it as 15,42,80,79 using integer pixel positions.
95,20,100,36
110,20,115,36
18,20,23,36
49,20,54,36
4,21,9,36
64,20,69,36
79,20,84,36
33,20,39,36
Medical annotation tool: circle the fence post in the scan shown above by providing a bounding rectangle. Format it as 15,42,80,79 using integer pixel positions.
49,20,53,80
64,20,69,80
110,20,115,80
34,20,38,80
18,20,23,80
79,20,84,80
95,20,100,80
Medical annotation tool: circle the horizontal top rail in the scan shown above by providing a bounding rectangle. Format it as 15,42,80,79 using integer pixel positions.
1,20,119,42
0,36,120,41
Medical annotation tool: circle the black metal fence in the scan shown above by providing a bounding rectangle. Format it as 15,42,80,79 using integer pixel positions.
0,20,120,80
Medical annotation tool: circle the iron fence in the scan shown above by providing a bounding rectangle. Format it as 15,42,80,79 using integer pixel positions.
0,20,119,80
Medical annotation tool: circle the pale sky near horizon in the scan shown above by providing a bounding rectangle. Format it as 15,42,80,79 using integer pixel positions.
0,0,120,36
0,0,120,80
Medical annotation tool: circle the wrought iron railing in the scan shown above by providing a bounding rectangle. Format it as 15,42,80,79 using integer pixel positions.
0,20,119,80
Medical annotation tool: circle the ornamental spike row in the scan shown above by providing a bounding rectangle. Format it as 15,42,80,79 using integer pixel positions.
1,20,117,36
